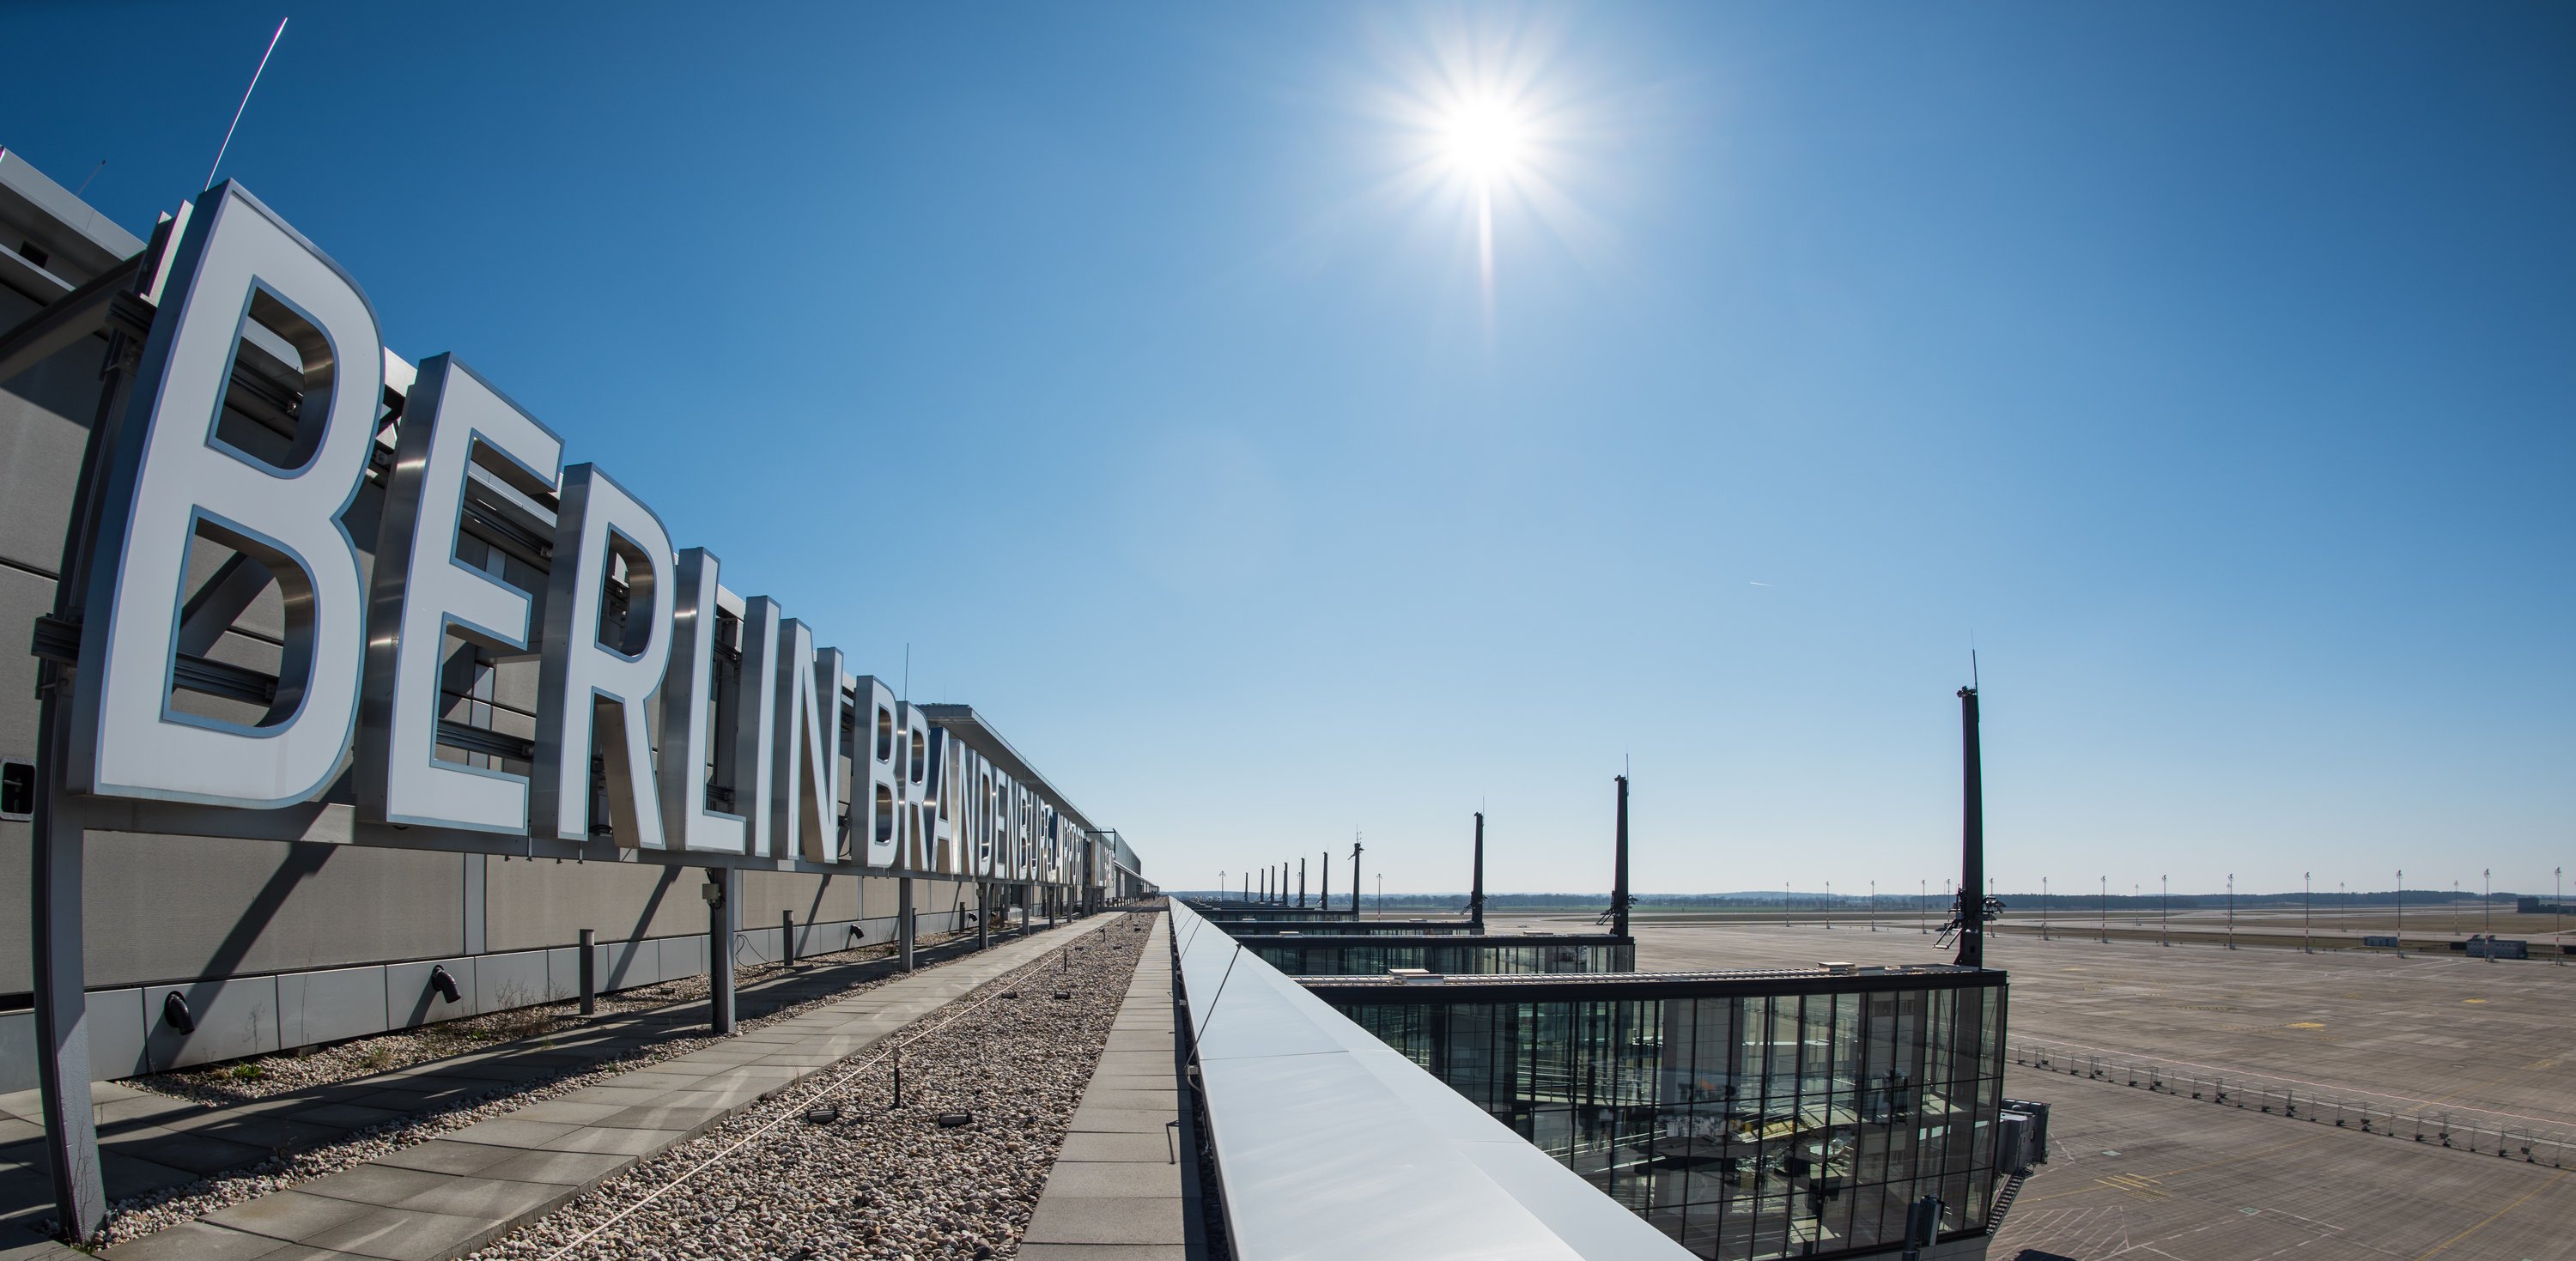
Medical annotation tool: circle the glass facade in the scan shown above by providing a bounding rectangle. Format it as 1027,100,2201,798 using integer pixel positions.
1321,974,2007,1260
1191,912,1474,935
1246,937,1634,976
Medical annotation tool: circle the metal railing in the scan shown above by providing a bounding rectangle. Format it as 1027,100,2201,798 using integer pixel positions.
2012,1040,2572,1168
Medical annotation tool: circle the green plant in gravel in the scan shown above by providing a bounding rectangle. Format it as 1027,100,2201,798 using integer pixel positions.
227,1063,264,1082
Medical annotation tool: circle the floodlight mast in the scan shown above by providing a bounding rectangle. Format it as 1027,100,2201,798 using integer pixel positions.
1611,776,1632,938
1469,811,1487,934
1955,684,1987,968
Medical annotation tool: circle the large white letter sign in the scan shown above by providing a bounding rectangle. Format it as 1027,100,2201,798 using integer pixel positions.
654,549,749,852
768,619,844,862
854,676,899,868
71,183,384,806
727,597,782,852
357,355,562,832
531,464,674,845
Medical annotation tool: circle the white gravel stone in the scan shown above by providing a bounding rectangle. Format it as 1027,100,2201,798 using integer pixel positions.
80,927,1008,1247
466,913,1155,1261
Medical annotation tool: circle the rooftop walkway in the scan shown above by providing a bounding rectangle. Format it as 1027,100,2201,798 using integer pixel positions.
9,914,1120,1261
0,925,1017,1240
1022,914,1184,1260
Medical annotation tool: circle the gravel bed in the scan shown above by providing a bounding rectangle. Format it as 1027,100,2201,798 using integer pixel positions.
467,912,1155,1261
137,931,982,1106
71,925,1051,1248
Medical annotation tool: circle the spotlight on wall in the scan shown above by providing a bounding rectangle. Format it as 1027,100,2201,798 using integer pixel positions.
161,991,195,1034
428,965,462,1004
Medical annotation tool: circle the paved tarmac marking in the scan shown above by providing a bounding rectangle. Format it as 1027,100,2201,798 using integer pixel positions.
2407,1169,2567,1260
2014,1033,2576,1130
2097,1173,2170,1199
2025,1133,2330,1207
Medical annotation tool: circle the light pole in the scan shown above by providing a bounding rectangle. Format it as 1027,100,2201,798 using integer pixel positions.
1826,880,1833,930
2303,871,2311,955
2483,869,2492,960
2396,870,2404,957
2134,883,2142,927
2226,874,2235,950
2042,876,2050,940
2099,876,2108,944
2160,876,2168,947
1871,881,1878,931
2454,879,2461,937
1921,879,1928,934
2556,867,2564,967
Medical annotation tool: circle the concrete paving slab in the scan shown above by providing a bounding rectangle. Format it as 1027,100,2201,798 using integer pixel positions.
295,1164,458,1208
203,1188,374,1240
369,1142,520,1177
97,1152,197,1197
386,1174,560,1222
293,1204,489,1261
544,1085,666,1109
94,1220,286,1261
283,1104,404,1131
1014,1243,1185,1260
1066,1106,1178,1134
537,1125,687,1155
1057,1132,1178,1163
486,1100,626,1126
434,1119,578,1150
111,1130,271,1176
469,1149,629,1188
1040,1161,1182,1198
593,1103,729,1131
193,1115,349,1153
1024,1197,1188,1246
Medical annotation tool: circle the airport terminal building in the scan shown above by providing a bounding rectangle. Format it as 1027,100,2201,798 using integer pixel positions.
0,149,1151,1097
1,145,2006,1261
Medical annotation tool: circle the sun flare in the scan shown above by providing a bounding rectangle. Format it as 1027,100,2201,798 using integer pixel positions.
1443,98,1527,185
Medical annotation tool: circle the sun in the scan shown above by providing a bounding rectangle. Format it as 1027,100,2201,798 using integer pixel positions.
1443,98,1527,185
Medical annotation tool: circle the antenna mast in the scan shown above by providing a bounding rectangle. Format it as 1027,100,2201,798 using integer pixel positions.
205,17,289,191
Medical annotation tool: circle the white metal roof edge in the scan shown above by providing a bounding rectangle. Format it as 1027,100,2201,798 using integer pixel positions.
1172,903,1694,1261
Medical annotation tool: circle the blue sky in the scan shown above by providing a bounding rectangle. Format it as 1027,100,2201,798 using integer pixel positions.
6,3,2568,899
